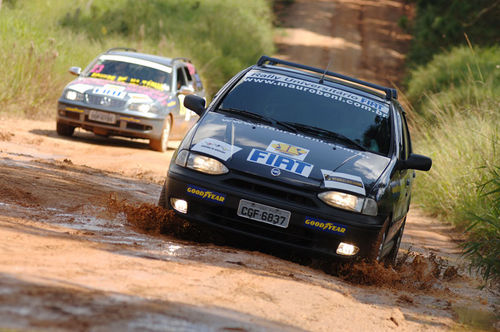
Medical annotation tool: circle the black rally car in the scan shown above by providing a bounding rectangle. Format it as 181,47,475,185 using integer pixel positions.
159,56,432,263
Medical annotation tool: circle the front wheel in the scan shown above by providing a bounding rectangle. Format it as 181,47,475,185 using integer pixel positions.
385,218,406,266
149,118,171,152
158,182,167,208
56,122,75,137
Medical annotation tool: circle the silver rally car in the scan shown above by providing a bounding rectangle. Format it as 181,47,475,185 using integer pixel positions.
56,47,205,152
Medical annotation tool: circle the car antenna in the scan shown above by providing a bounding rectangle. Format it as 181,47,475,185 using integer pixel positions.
319,57,333,84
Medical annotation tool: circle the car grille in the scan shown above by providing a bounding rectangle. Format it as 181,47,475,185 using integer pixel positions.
85,94,126,108
192,204,315,247
222,178,318,208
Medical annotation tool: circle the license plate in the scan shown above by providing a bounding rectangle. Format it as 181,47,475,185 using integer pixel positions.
89,110,116,124
237,199,290,228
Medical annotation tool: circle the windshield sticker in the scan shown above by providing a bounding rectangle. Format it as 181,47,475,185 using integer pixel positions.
243,72,389,117
266,140,309,161
186,185,226,204
304,217,346,235
321,170,366,195
98,54,173,73
192,138,242,161
90,72,166,91
247,148,313,177
93,85,127,99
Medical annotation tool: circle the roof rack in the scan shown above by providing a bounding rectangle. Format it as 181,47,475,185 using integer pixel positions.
172,57,192,64
257,55,397,100
106,47,137,53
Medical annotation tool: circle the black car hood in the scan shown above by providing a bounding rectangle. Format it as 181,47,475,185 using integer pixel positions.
189,112,390,196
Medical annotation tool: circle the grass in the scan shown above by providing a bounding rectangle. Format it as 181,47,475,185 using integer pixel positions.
409,45,500,283
59,0,275,96
0,0,275,118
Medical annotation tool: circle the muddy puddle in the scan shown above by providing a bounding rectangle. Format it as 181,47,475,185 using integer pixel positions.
112,200,469,294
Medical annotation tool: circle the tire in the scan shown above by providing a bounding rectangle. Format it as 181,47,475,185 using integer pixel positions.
149,118,171,152
385,218,406,266
368,217,390,262
158,182,167,208
56,122,75,137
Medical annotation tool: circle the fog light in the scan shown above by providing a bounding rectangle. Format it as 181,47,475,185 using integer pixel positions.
170,198,187,214
336,242,359,256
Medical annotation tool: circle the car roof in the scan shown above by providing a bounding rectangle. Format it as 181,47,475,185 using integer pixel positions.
104,49,190,67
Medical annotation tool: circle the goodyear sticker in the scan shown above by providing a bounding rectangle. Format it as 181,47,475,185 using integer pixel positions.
192,138,241,161
321,170,365,195
186,185,226,204
266,140,309,161
247,148,313,177
304,216,346,235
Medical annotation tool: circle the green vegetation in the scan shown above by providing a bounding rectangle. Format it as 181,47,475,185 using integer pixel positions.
405,0,499,66
408,45,499,283
462,166,500,284
404,1,500,284
0,0,274,118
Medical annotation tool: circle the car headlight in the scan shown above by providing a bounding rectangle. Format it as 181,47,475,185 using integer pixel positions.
129,103,160,114
175,150,228,175
318,191,378,216
65,89,84,101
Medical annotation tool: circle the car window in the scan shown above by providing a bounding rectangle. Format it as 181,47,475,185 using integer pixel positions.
219,70,392,155
176,67,187,90
400,112,411,160
84,58,171,91
395,103,410,160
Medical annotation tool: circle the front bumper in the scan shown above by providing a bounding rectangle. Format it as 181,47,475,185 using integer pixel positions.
164,165,385,259
57,101,165,140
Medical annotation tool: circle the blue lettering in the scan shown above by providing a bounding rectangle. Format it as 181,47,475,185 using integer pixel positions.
248,149,269,162
274,155,294,171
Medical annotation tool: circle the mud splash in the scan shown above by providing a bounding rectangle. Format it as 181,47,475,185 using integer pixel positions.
111,200,465,293
107,195,227,245
336,251,460,291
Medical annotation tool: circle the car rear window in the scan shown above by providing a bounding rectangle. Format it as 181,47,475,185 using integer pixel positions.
220,71,392,155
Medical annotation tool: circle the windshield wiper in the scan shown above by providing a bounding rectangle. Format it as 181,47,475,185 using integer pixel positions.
283,122,367,151
217,107,297,133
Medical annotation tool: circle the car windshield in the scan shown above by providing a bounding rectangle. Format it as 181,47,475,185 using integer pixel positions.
83,58,172,91
219,71,392,155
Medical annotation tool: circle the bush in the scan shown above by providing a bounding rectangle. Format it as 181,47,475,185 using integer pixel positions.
406,45,500,117
462,165,500,285
0,0,275,118
59,0,275,96
409,45,500,282
407,0,500,66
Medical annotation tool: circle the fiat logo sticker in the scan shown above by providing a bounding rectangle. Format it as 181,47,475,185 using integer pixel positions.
271,168,281,177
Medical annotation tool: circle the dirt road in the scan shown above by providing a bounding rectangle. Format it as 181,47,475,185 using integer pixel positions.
1,1,498,331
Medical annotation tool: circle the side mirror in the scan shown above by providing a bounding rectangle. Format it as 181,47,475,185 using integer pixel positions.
399,153,432,171
69,66,81,76
184,94,206,116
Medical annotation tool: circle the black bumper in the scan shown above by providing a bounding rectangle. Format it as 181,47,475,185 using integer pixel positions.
164,165,385,259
